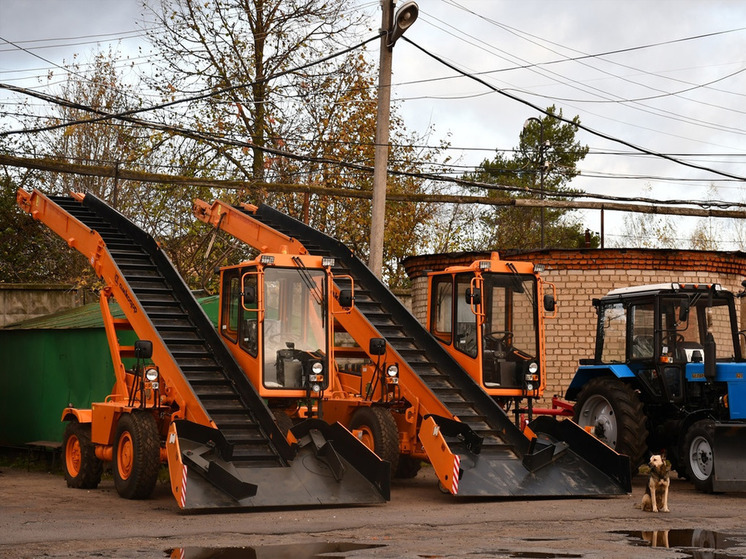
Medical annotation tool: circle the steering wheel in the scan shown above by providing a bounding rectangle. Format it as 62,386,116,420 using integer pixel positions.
488,330,513,346
663,332,685,347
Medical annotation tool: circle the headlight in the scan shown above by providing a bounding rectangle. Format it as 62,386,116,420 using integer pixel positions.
386,364,399,378
528,362,539,374
312,362,323,374
311,383,322,393
145,367,159,382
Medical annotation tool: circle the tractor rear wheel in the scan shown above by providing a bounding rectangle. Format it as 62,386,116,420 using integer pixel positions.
685,420,716,493
113,412,161,500
573,377,648,471
349,406,399,476
62,421,102,489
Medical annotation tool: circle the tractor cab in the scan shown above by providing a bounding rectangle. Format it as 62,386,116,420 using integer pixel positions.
426,253,556,416
587,283,739,408
218,253,351,410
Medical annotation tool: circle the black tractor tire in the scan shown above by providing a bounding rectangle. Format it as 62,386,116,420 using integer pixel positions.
684,419,716,493
349,406,400,476
62,421,103,489
395,455,422,479
113,412,161,500
573,377,649,472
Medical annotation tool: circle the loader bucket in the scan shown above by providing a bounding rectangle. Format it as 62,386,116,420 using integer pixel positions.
166,420,389,511
420,414,630,498
712,423,746,492
454,415,629,498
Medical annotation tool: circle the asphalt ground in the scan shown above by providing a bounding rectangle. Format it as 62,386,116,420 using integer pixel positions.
2,457,746,559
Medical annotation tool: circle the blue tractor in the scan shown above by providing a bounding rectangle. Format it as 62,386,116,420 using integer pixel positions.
566,282,746,492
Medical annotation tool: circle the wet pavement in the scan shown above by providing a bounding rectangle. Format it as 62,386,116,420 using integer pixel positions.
3,465,746,558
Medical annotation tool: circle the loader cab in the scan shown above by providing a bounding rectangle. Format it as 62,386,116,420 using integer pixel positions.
593,283,741,406
427,254,555,404
219,253,336,401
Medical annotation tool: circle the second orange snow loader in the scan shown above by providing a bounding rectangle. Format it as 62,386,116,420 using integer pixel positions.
194,198,632,498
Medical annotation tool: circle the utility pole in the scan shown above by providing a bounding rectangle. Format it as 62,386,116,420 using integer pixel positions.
369,0,418,278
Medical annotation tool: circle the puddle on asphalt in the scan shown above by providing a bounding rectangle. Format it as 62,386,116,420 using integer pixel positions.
616,529,746,558
166,541,384,558
505,553,581,558
471,551,581,558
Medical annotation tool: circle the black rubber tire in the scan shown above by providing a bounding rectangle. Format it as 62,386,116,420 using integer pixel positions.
349,406,400,476
684,419,716,493
395,455,422,479
573,377,649,471
62,421,103,489
113,412,161,500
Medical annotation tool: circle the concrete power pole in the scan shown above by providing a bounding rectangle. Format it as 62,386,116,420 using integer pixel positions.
368,0,418,278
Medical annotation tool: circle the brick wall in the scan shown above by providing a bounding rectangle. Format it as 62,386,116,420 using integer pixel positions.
403,249,746,407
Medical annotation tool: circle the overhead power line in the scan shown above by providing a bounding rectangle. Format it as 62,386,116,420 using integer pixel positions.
401,36,746,183
3,152,746,220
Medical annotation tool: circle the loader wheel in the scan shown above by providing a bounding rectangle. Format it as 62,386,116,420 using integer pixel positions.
573,377,648,472
63,421,102,489
395,455,422,479
113,412,161,500
685,420,716,493
349,406,399,476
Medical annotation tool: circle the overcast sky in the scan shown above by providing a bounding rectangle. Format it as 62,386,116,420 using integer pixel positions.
2,0,746,246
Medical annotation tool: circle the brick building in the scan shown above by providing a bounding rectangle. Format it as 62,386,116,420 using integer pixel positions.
402,248,746,407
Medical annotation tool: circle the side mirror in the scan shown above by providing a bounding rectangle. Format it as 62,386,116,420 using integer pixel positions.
243,284,257,305
338,288,354,309
134,340,153,360
465,287,481,305
543,294,556,313
679,300,690,323
369,338,386,356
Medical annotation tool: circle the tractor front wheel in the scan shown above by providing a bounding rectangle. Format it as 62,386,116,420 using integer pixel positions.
113,412,161,500
63,421,102,489
573,377,648,471
685,420,716,493
349,406,399,476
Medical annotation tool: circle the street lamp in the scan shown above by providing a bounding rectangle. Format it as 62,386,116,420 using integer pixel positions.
523,117,550,249
369,0,419,279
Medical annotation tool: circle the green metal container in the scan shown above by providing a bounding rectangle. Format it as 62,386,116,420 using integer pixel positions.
0,296,219,446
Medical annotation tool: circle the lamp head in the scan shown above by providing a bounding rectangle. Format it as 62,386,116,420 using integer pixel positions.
388,1,419,47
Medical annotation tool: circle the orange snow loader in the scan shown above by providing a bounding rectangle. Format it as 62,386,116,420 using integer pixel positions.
193,198,631,498
17,188,389,511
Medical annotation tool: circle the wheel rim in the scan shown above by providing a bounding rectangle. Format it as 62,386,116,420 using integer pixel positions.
355,425,375,452
117,431,134,480
689,434,713,481
65,435,82,477
578,394,618,448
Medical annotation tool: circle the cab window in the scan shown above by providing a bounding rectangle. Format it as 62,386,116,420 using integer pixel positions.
221,270,240,343
430,276,453,344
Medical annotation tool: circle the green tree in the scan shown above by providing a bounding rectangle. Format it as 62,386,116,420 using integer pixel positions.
465,106,591,250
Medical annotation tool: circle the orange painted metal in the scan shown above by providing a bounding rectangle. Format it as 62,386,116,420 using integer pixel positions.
193,198,307,255
194,199,462,467
425,253,550,400
18,188,215,441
